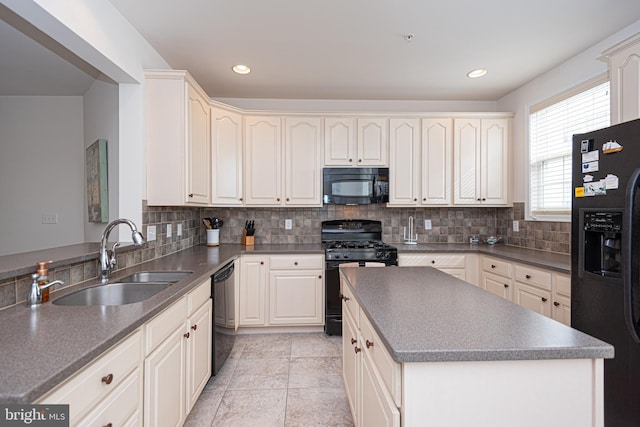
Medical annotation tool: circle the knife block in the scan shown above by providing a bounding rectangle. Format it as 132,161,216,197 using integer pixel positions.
241,230,254,246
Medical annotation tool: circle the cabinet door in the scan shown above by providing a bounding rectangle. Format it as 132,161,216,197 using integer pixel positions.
481,118,510,205
342,308,360,425
514,282,552,317
269,270,323,325
324,117,357,166
244,116,282,205
239,256,267,326
552,294,571,326
357,118,388,166
607,35,640,124
186,299,212,412
388,118,419,205
284,117,322,206
482,272,512,301
421,118,452,205
186,83,211,204
453,118,481,204
360,350,400,427
144,326,186,427
211,108,243,205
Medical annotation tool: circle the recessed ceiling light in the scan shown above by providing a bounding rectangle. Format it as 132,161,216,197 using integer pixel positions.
232,64,251,75
467,69,488,78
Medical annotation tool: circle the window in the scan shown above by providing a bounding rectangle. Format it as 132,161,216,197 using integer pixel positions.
529,77,610,219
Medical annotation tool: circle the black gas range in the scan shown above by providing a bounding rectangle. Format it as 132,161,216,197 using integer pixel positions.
322,220,398,335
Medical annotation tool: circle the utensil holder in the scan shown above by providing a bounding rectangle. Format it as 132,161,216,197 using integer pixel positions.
207,229,220,247
241,230,254,246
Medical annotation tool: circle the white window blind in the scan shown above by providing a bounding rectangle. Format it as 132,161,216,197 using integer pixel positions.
529,79,610,218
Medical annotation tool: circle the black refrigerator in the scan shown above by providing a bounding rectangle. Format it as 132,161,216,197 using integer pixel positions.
572,118,640,426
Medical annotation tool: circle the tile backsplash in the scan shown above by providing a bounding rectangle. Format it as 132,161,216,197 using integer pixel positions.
199,201,570,254
0,201,569,310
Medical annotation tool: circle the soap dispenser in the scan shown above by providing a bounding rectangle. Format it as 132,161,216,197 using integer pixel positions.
36,260,53,302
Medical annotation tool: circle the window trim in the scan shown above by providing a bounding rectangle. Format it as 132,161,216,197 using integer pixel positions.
525,73,609,222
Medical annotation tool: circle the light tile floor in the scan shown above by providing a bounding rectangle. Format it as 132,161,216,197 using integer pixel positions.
184,332,354,427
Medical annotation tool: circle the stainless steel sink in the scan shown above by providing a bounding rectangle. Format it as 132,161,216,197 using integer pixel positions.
52,283,172,306
117,271,192,283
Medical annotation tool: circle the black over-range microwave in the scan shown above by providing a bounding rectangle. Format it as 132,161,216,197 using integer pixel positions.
322,168,389,204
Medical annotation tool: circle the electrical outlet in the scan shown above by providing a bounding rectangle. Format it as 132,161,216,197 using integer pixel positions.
285,219,293,230
42,213,58,224
147,225,157,241
513,220,519,232
424,219,432,230
166,224,172,238
177,223,183,236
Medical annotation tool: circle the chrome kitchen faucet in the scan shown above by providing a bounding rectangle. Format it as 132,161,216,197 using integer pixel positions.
99,218,145,284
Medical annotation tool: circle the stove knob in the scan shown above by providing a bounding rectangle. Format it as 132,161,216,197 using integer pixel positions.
344,253,350,259
375,252,382,259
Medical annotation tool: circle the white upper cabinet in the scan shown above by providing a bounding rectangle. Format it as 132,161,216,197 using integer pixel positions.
421,118,452,205
145,70,211,206
388,118,452,206
324,117,388,166
211,107,243,205
244,115,321,206
603,33,640,124
389,118,420,205
324,117,357,166
453,118,510,206
244,116,282,205
357,118,388,166
284,117,322,206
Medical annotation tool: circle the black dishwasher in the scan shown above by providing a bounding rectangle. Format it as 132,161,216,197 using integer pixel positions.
211,261,236,375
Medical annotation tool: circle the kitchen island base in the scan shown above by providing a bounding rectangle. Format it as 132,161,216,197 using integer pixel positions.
403,358,603,427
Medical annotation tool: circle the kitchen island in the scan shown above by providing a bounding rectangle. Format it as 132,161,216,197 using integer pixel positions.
339,266,613,427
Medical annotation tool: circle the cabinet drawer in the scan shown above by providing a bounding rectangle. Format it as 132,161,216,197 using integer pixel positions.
515,264,552,291
482,256,512,278
144,296,187,356
553,273,571,298
359,310,402,407
269,254,323,270
77,369,141,427
340,280,359,325
37,330,142,425
187,278,211,316
399,253,465,268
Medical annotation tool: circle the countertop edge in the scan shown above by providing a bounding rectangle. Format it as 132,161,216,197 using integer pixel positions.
0,243,324,404
341,267,613,364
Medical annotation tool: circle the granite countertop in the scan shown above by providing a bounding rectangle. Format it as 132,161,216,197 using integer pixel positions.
0,243,322,404
395,243,571,273
340,266,613,363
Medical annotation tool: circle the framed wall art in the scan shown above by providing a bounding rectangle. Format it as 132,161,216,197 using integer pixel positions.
86,139,109,223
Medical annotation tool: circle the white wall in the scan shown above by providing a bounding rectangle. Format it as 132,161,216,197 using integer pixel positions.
498,19,640,204
0,96,84,255
3,0,170,243
83,78,119,242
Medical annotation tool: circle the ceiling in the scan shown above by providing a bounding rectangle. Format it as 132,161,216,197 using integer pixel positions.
3,1,640,99
0,5,98,96
109,0,640,101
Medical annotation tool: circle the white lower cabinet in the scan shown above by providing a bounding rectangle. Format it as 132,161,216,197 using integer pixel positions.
144,278,212,427
513,263,552,318
36,330,143,427
552,273,571,326
398,253,474,284
480,255,570,325
144,323,187,427
36,278,213,427
342,279,400,427
239,254,324,328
